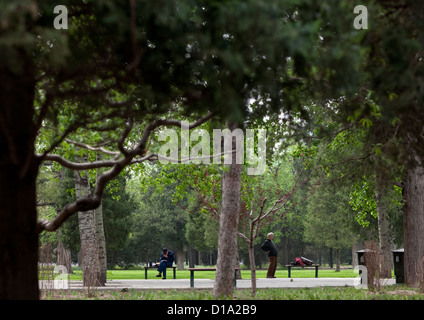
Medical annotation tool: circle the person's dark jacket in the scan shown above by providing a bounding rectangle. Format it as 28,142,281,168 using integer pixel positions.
159,250,175,267
261,239,278,257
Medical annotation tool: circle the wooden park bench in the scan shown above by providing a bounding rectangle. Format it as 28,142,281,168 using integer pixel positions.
187,267,240,288
144,265,177,279
285,264,320,278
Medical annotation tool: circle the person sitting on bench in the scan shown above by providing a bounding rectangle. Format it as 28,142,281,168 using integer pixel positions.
156,247,174,279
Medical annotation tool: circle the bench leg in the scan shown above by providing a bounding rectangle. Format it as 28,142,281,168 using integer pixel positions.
288,266,291,278
315,266,318,278
173,268,176,279
190,270,194,288
145,268,148,279
234,270,237,287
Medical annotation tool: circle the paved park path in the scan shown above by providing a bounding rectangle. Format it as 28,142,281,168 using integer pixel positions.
41,277,396,291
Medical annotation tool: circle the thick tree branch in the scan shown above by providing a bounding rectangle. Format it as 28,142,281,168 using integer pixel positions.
117,117,134,156
36,202,56,207
41,154,121,170
37,112,214,234
237,232,250,244
64,139,120,156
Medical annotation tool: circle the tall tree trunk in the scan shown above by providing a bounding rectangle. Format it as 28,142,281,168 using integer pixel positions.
213,123,242,298
95,155,107,285
57,236,73,274
198,250,202,265
74,168,101,287
57,170,74,274
0,160,39,299
335,248,340,272
374,170,393,278
403,152,424,288
189,246,195,268
235,250,242,279
177,247,185,270
0,59,40,299
95,201,107,285
248,241,257,297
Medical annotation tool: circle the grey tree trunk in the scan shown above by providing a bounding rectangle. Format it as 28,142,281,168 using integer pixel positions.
74,168,101,287
403,151,424,288
247,242,257,297
235,251,242,279
374,170,393,278
94,155,107,285
57,235,73,274
95,201,107,285
189,247,196,268
177,247,185,270
198,251,203,266
213,123,242,298
335,248,341,272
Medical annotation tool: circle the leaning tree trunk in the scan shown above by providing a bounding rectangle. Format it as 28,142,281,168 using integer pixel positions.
403,152,424,288
213,123,242,298
374,170,393,278
0,58,40,299
74,168,102,287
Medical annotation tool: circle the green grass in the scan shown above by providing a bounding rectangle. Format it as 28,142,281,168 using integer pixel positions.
64,267,358,281
42,284,424,300
42,266,423,300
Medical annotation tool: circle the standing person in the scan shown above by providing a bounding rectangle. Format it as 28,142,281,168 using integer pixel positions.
261,232,278,278
156,247,175,279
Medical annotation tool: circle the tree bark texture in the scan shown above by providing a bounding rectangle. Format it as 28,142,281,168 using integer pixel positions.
0,160,39,299
0,60,40,299
335,248,341,272
213,123,242,298
74,169,102,287
57,237,73,274
403,153,424,288
247,242,257,297
95,155,107,284
177,248,185,270
374,170,393,278
95,202,107,285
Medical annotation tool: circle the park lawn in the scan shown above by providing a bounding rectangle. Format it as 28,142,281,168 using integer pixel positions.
66,268,359,281
44,284,424,300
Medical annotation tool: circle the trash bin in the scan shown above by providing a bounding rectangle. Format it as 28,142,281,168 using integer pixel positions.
355,249,375,283
356,250,365,266
392,249,404,284
356,249,377,266
355,250,367,284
